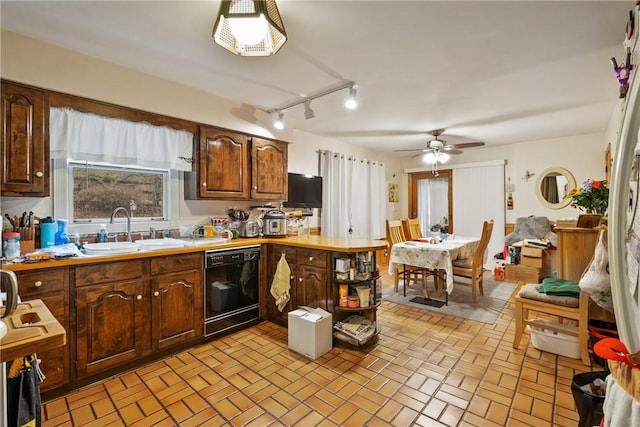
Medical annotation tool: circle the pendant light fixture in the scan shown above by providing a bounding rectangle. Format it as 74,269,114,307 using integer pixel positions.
213,0,287,57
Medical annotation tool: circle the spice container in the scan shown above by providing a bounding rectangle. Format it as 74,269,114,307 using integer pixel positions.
347,295,359,308
3,232,21,260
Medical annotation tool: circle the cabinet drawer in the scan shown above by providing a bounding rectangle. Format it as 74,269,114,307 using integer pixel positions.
150,253,202,275
16,268,67,298
75,260,145,287
271,245,297,266
297,249,327,268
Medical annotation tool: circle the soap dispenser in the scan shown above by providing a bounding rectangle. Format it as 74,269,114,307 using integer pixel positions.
97,224,109,243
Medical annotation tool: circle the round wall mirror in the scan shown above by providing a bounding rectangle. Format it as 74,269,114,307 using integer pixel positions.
535,167,577,209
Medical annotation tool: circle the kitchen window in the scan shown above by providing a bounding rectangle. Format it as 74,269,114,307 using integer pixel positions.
70,161,168,221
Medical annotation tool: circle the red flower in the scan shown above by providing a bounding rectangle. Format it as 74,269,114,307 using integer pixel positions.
591,180,603,190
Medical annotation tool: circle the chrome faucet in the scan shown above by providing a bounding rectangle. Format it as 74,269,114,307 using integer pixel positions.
110,207,132,242
149,227,157,239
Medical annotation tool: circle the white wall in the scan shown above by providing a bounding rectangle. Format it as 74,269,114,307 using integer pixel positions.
399,132,608,224
0,29,615,237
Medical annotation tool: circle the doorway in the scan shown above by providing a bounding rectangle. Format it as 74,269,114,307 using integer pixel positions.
408,170,453,235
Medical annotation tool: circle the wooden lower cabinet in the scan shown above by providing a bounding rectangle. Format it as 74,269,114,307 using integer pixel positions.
74,255,203,379
15,267,69,392
150,253,203,350
267,245,297,326
267,245,329,326
75,279,148,377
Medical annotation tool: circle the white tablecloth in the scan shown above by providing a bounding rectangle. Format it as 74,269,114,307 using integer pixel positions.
388,237,480,294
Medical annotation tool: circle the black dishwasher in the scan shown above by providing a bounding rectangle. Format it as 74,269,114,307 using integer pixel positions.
204,245,261,337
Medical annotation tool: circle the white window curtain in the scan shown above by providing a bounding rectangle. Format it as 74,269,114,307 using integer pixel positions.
417,178,449,234
49,107,194,171
319,150,385,239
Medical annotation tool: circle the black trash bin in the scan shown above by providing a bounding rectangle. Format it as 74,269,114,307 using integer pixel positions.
571,371,609,427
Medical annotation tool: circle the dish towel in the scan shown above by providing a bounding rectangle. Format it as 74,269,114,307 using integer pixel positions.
7,354,43,427
270,253,291,311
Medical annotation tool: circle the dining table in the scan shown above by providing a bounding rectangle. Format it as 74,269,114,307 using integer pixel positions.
388,236,481,300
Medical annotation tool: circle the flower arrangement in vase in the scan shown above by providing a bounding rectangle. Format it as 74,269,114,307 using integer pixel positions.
565,179,609,227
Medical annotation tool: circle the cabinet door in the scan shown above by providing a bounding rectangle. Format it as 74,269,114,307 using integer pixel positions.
296,264,328,310
75,280,148,378
198,126,249,199
1,81,49,196
151,269,203,350
267,245,297,326
251,138,288,200
15,268,69,391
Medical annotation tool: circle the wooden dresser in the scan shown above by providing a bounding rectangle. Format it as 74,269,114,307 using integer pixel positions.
555,226,600,281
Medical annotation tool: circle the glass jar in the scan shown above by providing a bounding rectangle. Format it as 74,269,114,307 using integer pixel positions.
3,232,21,260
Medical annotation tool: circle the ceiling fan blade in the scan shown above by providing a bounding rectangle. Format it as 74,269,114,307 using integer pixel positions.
446,141,485,149
445,149,463,155
410,152,426,158
393,148,426,152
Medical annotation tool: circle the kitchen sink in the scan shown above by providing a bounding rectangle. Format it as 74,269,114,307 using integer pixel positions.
134,238,185,250
83,242,140,256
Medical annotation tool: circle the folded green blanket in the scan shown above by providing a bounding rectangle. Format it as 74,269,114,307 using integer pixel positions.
536,277,580,298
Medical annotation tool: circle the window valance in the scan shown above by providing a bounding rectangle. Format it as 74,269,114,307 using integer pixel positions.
50,107,194,171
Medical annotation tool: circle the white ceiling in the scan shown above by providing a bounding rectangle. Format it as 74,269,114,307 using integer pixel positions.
0,1,634,155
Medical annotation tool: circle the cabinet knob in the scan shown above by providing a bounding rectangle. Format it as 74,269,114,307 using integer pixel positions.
35,171,43,178
154,291,160,297
34,280,42,287
299,278,303,282
290,275,294,280
308,256,314,262
136,295,142,300
202,182,206,187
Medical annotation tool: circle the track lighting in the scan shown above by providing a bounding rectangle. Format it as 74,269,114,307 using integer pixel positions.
303,100,315,120
272,111,285,129
344,85,358,110
267,81,358,129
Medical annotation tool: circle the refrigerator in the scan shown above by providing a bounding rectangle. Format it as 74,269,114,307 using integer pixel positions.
606,4,640,425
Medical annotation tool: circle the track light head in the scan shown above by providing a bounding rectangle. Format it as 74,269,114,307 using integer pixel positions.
345,85,358,110
272,110,285,129
303,100,315,120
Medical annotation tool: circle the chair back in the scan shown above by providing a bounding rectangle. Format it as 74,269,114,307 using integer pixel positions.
473,220,494,266
403,218,423,240
386,220,407,245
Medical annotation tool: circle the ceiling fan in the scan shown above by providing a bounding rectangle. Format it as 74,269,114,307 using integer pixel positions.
394,129,485,158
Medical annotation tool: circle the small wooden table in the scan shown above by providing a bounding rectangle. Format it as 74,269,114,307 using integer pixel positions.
0,299,66,363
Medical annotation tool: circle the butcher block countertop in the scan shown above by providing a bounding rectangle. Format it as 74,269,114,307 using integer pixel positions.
1,235,388,272
0,299,66,362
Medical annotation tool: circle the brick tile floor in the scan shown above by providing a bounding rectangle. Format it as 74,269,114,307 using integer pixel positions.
41,274,596,426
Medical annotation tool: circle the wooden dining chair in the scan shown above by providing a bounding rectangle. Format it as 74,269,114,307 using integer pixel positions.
403,217,424,241
386,220,431,294
450,220,494,303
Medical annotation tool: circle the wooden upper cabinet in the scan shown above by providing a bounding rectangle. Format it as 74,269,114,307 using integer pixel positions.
1,81,49,196
198,126,250,199
194,126,288,201
251,137,288,200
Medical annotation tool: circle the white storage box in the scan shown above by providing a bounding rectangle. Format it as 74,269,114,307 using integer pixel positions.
527,320,580,359
288,307,332,359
